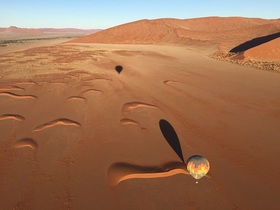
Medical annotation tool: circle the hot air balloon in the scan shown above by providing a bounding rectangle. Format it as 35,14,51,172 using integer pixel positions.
186,155,210,183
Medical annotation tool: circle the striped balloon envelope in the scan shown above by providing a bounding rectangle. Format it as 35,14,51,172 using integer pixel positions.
186,155,210,182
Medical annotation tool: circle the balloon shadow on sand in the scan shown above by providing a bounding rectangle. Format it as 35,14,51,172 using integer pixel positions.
115,65,123,74
159,119,185,163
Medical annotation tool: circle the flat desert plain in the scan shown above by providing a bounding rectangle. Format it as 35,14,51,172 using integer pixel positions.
1,20,280,209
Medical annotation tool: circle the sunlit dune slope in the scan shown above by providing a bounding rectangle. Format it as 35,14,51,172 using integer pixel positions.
244,37,280,61
69,17,280,51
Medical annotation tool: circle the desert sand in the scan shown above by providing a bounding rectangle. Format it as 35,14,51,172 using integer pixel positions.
0,17,280,209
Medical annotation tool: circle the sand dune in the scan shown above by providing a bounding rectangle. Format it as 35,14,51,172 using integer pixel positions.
244,37,280,61
69,17,280,51
211,33,280,72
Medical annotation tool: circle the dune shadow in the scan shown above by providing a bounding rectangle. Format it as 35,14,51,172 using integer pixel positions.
229,32,280,53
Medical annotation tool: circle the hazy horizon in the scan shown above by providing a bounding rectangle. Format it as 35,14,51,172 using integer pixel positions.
1,0,280,29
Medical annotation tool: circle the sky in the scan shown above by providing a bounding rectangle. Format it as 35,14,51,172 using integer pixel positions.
1,0,280,29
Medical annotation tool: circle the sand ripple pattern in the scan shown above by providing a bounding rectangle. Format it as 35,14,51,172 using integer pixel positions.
0,114,25,121
33,118,81,132
0,92,37,99
120,118,140,126
66,96,87,101
0,85,25,91
121,102,158,113
14,138,38,149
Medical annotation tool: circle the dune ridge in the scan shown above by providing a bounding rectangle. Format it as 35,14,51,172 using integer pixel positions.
33,118,81,132
14,138,38,149
0,114,25,121
69,17,280,72
0,85,25,91
120,118,141,126
121,102,159,113
69,17,280,51
0,92,37,99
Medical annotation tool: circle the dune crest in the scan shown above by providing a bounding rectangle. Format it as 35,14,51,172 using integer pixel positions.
0,92,37,99
0,114,25,121
78,88,103,95
0,85,25,91
120,118,141,126
121,102,158,113
33,118,81,132
66,96,87,101
14,138,38,149
69,17,280,52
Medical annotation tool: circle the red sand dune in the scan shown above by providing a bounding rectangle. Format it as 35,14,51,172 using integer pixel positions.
244,37,280,61
69,17,280,51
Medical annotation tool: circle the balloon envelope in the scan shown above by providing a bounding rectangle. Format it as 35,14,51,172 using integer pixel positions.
186,155,210,180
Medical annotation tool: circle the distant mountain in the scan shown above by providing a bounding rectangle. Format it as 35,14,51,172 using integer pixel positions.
0,26,101,34
69,17,280,51
40,28,100,33
0,26,43,34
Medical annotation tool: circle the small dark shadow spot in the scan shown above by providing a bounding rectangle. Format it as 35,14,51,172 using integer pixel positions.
115,65,123,74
